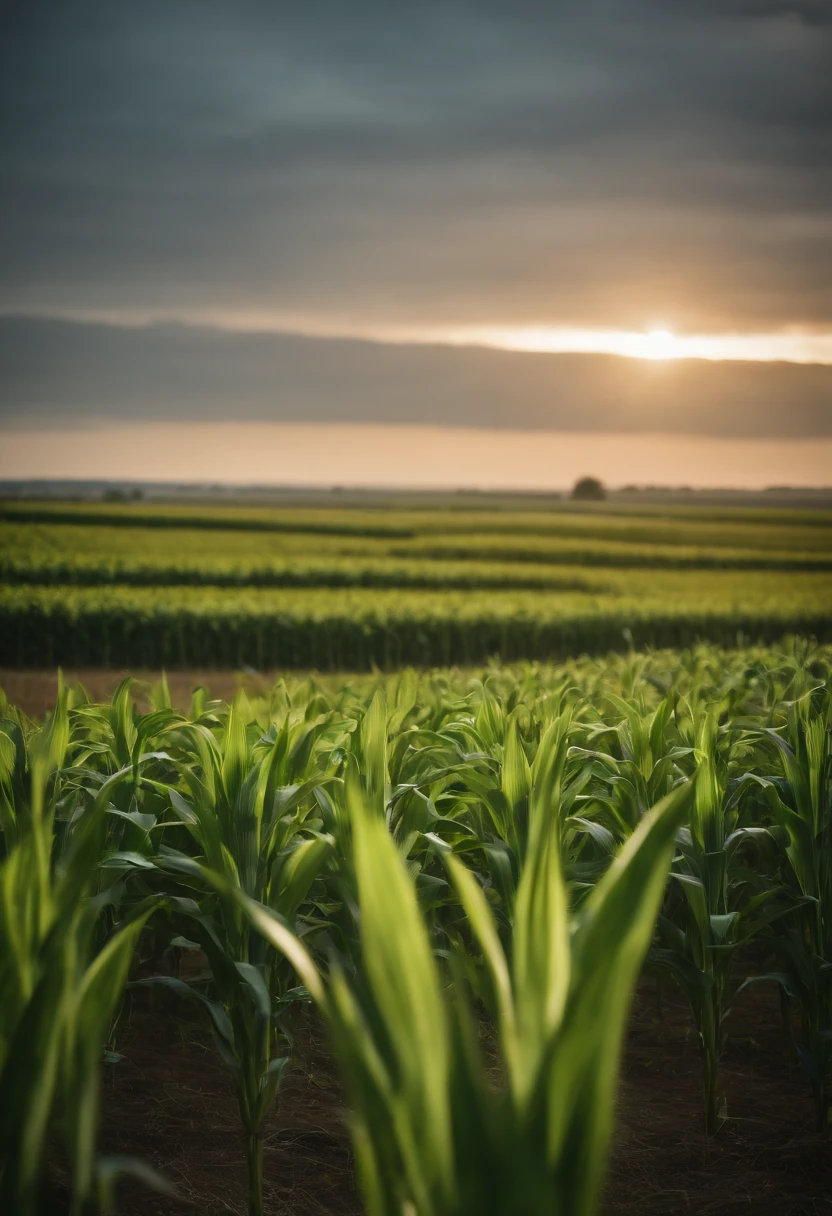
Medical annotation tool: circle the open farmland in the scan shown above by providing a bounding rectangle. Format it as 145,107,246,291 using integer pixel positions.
5,4,831,1214
1,644,831,1215
1,499,831,668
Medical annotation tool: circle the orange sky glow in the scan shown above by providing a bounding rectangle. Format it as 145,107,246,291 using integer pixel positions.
3,423,831,491
15,309,832,366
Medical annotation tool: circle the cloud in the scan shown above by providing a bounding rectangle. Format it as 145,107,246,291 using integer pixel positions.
1,316,830,438
0,1,830,336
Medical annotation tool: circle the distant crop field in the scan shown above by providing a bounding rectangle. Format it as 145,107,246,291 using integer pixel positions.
2,499,830,667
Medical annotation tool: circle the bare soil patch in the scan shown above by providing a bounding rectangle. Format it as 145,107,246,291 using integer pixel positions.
0,668,359,719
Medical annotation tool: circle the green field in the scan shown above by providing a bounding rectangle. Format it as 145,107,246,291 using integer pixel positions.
1,644,830,1214
2,499,831,667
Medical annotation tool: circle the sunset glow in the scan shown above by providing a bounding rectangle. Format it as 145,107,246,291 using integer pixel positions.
641,329,679,360
11,308,832,366
2,2,831,490
438,325,832,365
4,422,831,490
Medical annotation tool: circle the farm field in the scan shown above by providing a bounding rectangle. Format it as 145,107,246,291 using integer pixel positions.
1,644,831,1215
6,5,831,1215
1,499,831,668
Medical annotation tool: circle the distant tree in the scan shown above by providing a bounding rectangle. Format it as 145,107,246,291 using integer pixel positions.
571,476,606,501
103,486,142,503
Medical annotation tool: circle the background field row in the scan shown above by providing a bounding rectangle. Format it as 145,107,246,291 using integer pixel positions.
3,503,830,669
3,573,830,668
3,520,832,585
4,501,832,549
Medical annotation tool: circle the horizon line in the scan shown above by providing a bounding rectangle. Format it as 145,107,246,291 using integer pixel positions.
2,477,832,494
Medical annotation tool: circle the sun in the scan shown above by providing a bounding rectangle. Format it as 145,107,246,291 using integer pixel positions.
641,328,678,360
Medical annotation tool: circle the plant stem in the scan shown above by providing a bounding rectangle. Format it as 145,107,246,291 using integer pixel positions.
246,1133,264,1216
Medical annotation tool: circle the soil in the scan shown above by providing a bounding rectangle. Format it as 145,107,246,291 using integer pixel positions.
0,669,316,720
45,976,832,1216
607,980,832,1215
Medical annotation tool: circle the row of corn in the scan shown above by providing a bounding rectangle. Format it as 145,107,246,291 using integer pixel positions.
2,580,832,668
1,643,830,1215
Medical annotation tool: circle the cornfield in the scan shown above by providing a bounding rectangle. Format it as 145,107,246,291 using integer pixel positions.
1,642,831,1214
1,501,830,669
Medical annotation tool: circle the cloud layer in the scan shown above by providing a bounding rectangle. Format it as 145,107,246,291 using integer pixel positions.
2,317,830,437
2,0,831,334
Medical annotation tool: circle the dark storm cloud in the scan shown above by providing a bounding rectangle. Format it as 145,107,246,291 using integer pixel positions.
1,316,830,438
1,0,830,335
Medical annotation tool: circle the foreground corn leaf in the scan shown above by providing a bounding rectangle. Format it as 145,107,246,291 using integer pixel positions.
240,769,692,1215
0,759,153,1216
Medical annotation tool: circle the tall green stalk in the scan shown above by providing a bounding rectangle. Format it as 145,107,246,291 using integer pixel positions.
132,693,338,1216
652,712,777,1133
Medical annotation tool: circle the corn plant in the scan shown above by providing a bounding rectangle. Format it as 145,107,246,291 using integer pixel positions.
0,722,157,1215
570,690,690,835
651,711,781,1132
130,694,339,1216
751,688,832,1129
237,755,693,1215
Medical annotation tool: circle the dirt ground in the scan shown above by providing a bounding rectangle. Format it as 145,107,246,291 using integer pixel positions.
0,668,361,720
606,982,832,1215
45,977,832,1216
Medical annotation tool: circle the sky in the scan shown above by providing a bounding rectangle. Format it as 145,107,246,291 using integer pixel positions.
1,0,831,487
